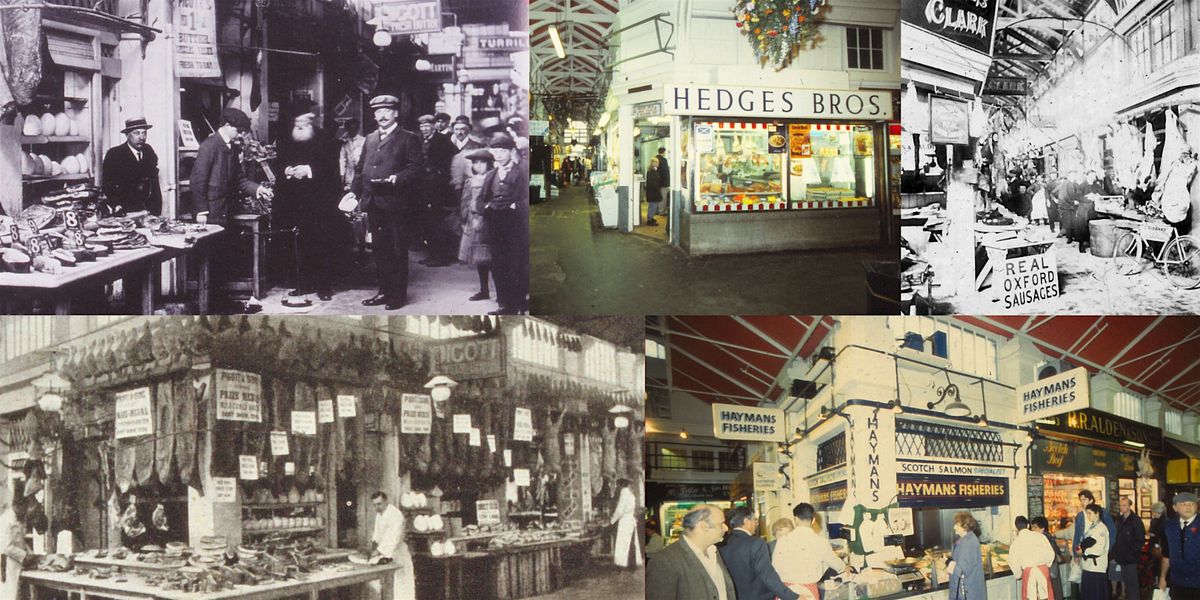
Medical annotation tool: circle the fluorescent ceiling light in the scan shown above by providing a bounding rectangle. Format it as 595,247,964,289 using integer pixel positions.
548,25,566,59
596,112,610,129
1123,440,1146,448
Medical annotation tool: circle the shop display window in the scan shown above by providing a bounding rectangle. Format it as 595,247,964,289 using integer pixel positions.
1041,473,1106,534
692,120,877,212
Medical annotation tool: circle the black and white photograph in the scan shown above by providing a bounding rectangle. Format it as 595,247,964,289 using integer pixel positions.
0,315,645,600
901,0,1200,313
0,0,529,316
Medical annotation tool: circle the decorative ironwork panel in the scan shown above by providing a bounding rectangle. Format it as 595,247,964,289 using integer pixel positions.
817,431,847,471
896,419,1006,463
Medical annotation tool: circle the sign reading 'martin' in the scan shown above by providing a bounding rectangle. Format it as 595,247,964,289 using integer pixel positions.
711,403,786,442
1017,367,1090,422
663,85,893,121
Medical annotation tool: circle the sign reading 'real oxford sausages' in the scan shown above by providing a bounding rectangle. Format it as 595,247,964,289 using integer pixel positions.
663,85,893,120
429,337,505,381
711,404,786,442
1001,253,1060,310
215,369,263,422
902,0,1001,57
1016,366,1089,422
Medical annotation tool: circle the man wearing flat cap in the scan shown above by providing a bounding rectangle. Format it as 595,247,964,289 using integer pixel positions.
416,113,460,268
101,118,162,215
1160,492,1200,600
350,94,425,310
435,112,452,137
191,107,272,225
475,132,529,314
449,116,485,208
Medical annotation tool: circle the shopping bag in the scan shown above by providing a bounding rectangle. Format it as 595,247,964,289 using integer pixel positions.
1068,560,1083,585
1152,589,1169,600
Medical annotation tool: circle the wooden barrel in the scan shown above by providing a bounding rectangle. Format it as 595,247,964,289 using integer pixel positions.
1089,219,1122,257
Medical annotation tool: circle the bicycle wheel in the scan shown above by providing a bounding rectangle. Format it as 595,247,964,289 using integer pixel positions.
1113,231,1145,276
1163,235,1200,289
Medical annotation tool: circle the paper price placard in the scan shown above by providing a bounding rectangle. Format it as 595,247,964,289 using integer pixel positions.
337,395,358,418
285,462,295,476
214,369,263,422
514,408,533,441
291,411,317,435
400,394,432,434
487,435,497,453
503,449,512,467
212,478,236,503
513,468,530,487
453,414,472,434
270,431,289,456
115,387,154,439
239,455,259,480
469,428,481,447
318,400,335,424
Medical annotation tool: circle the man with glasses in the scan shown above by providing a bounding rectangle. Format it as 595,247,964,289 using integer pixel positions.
646,504,736,600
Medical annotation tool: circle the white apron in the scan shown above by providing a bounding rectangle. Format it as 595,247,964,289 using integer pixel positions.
610,488,643,567
0,510,21,600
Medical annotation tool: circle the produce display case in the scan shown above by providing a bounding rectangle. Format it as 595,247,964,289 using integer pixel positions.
695,125,786,212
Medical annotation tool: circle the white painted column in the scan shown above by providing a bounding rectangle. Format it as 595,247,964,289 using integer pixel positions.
669,114,682,245
617,102,635,232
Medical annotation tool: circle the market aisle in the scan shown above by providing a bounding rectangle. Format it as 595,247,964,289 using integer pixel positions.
525,563,644,600
532,187,895,314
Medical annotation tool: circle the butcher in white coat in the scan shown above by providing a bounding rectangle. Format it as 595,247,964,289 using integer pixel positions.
610,479,643,568
370,491,415,600
0,486,29,600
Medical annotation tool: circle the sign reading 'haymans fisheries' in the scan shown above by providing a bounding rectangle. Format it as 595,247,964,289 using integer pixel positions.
902,0,1000,56
663,85,893,120
711,403,786,442
1016,367,1089,423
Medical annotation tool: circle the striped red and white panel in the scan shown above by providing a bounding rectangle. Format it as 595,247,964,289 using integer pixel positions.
810,124,854,132
697,202,788,212
702,122,771,130
790,199,873,209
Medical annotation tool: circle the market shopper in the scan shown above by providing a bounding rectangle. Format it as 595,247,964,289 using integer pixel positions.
101,118,162,215
1032,516,1068,600
338,118,366,191
1080,504,1112,600
949,512,987,600
769,517,796,557
646,523,667,557
369,491,415,600
718,506,798,600
610,479,642,569
657,146,671,216
416,114,460,268
1074,491,1116,552
275,109,341,301
645,504,737,600
460,148,496,302
646,157,663,225
1030,176,1049,227
1159,492,1200,600
1113,496,1146,600
351,95,425,310
192,108,273,226
1011,515,1058,600
0,486,31,600
477,132,529,314
1056,173,1080,241
773,503,848,599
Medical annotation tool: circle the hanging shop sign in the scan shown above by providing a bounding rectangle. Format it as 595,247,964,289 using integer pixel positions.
477,500,501,526
373,0,442,35
853,409,898,507
664,85,893,120
983,77,1030,96
115,387,154,439
897,475,1010,508
753,463,783,491
1036,408,1163,451
711,403,786,442
401,394,433,434
429,337,505,380
1017,366,1089,422
806,466,849,488
1000,252,1060,310
633,101,664,119
897,460,1011,478
1034,439,1141,477
929,96,970,144
901,0,1000,57
421,54,455,74
476,35,528,50
646,482,739,502
174,0,220,78
214,369,263,423
811,481,849,510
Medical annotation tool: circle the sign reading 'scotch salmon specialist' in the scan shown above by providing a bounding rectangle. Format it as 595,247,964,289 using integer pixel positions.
1016,366,1089,423
663,85,893,120
711,403,786,442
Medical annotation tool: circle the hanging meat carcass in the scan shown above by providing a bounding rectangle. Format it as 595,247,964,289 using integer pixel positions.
543,409,565,475
174,376,198,492
156,380,176,486
0,4,44,117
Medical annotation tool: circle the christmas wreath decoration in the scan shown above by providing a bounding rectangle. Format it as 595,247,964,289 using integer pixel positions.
733,0,826,70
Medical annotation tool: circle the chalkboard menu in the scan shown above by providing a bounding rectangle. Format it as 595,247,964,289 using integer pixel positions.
1028,475,1045,520
1108,479,1121,514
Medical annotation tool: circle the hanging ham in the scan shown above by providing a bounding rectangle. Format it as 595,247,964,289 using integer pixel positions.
156,380,176,486
176,376,200,492
0,4,43,112
133,384,158,487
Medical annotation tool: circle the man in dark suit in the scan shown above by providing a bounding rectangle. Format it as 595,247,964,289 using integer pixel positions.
476,133,529,314
449,116,485,198
351,95,425,310
101,118,163,215
191,108,271,225
656,146,670,216
417,113,461,267
720,507,799,600
647,504,737,600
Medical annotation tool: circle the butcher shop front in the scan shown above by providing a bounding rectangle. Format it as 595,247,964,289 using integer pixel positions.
0,315,645,600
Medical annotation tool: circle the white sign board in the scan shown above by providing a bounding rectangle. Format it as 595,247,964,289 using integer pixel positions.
469,428,481,447
665,85,893,120
115,387,154,439
337,395,357,418
178,120,200,150
712,403,786,442
285,462,295,476
401,394,433,434
1017,366,1090,422
318,400,335,424
753,462,783,491
1000,252,1060,310
239,455,259,480
270,431,289,456
174,0,220,78
477,500,501,525
564,435,574,457
513,468,530,487
291,411,317,436
215,369,262,422
453,414,472,434
897,461,1012,477
514,408,534,442
487,434,497,453
695,123,715,153
212,478,236,503
503,449,512,467
373,0,443,35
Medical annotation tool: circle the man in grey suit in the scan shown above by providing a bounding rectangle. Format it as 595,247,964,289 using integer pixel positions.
349,95,425,310
646,504,738,600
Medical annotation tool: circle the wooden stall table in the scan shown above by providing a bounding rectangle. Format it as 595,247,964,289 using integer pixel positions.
22,562,398,600
0,245,164,314
149,225,224,314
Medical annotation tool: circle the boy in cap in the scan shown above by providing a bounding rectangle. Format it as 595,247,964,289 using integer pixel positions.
101,117,163,215
349,94,424,310
475,132,529,314
435,112,452,136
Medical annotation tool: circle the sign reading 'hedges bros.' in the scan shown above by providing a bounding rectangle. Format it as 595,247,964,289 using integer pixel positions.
664,85,893,120
711,403,786,442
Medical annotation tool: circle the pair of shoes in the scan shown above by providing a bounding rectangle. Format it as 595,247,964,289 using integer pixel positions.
385,299,407,310
469,291,490,301
646,218,658,225
318,292,333,302
362,294,388,306
289,288,313,297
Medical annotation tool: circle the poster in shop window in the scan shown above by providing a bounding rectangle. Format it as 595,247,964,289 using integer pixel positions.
929,96,970,145
115,387,154,439
174,0,220,78
901,0,1000,57
789,124,812,158
215,369,263,422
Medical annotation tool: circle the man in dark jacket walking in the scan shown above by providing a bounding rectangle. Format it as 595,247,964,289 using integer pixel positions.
719,506,799,600
1113,496,1146,600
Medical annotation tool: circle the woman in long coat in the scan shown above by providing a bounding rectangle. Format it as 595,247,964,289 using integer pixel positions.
949,512,987,600
609,479,642,569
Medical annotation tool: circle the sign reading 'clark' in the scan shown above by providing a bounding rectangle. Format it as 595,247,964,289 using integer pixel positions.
711,403,786,442
663,85,893,120
902,0,1000,57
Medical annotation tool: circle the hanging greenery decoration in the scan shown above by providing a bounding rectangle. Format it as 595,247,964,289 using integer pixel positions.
732,0,826,70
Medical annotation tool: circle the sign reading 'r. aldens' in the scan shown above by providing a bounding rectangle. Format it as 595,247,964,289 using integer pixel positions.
663,85,893,120
1016,366,1089,423
711,403,786,442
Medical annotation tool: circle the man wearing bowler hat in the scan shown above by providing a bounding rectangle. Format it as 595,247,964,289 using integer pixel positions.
349,94,424,310
101,118,163,215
